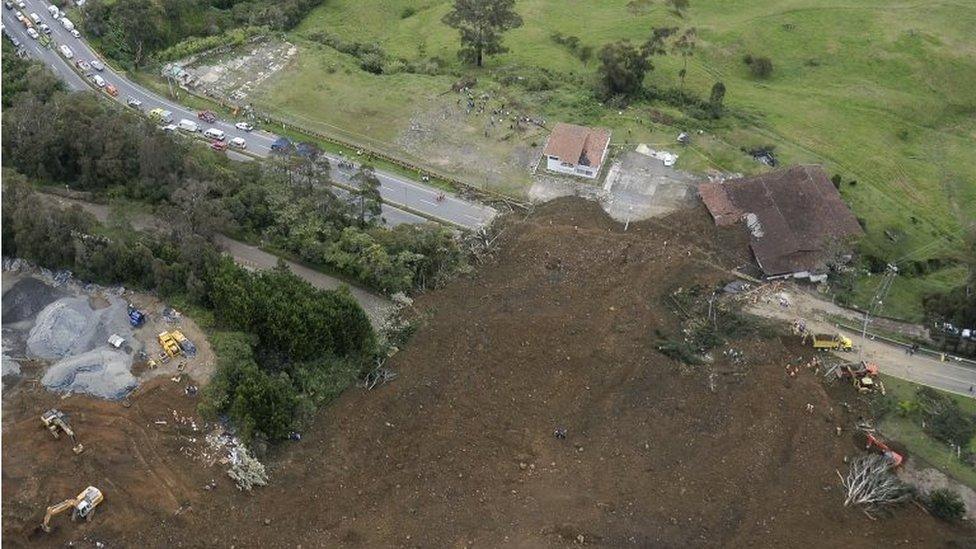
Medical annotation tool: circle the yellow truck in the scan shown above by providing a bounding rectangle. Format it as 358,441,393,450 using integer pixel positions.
157,331,182,357
810,333,854,351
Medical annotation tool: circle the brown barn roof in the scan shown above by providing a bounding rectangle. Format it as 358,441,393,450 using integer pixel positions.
543,123,611,169
700,166,863,276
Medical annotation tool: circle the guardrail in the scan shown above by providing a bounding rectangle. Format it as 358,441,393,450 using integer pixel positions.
833,321,976,368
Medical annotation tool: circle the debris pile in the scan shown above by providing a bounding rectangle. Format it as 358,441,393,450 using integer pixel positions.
227,447,269,491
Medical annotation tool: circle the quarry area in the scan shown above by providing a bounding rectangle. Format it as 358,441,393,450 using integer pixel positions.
2,200,973,547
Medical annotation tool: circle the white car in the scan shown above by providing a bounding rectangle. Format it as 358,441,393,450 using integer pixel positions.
58,44,73,59
234,122,253,132
161,124,177,132
92,74,105,87
28,12,39,24
47,5,58,18
126,97,142,108
26,27,37,39
38,23,50,34
90,59,104,71
229,137,247,149
16,0,24,8
70,28,80,38
203,128,225,141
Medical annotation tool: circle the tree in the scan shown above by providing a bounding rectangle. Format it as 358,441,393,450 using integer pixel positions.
708,81,726,116
442,0,523,67
840,454,914,510
598,41,651,98
352,164,383,227
672,28,697,89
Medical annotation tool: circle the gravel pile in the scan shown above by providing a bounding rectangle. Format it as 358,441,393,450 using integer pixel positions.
2,277,67,325
41,347,136,400
27,296,133,360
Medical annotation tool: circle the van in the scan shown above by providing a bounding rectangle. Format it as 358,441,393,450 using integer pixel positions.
60,17,73,31
47,5,58,18
58,44,72,59
203,128,225,141
149,108,173,123
29,12,40,24
92,74,105,87
177,119,199,132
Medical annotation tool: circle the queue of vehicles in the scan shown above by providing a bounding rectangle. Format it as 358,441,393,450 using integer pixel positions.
8,0,254,153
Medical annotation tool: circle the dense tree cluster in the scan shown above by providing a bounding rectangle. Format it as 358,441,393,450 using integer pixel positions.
81,0,323,66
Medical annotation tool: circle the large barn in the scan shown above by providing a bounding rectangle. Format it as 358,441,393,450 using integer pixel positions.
699,165,863,279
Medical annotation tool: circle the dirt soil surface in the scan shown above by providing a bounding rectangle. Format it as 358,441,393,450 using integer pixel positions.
4,199,974,547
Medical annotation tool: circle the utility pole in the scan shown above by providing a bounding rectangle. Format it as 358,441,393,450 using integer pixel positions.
858,263,898,362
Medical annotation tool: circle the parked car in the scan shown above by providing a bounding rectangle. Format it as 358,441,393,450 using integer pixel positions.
14,11,24,22
177,119,199,132
9,36,20,47
126,97,142,109
60,17,74,31
75,59,91,71
203,128,225,141
58,44,72,59
161,124,177,132
210,140,228,151
197,110,217,123
92,74,105,87
3,1,13,10
28,12,40,24
90,59,104,71
234,121,254,132
105,84,118,97
26,27,37,39
15,0,24,7
229,137,247,149
47,5,59,18
38,23,50,34
70,28,79,38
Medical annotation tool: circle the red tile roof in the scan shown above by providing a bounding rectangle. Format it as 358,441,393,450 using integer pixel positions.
700,166,863,275
543,123,611,169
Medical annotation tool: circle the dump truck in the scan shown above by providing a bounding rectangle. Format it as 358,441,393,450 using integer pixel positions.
157,331,181,357
170,330,197,357
809,333,853,351
128,307,145,327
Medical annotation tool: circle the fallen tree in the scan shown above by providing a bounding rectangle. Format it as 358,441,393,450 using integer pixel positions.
838,454,913,511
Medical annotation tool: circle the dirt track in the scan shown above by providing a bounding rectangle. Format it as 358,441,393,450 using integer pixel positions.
3,199,973,547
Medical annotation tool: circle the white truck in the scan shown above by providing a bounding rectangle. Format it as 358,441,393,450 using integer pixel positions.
60,17,73,31
177,119,199,132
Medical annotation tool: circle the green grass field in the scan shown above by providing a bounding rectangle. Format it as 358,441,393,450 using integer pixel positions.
880,375,976,489
246,0,976,315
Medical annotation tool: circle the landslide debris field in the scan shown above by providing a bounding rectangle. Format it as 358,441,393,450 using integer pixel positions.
3,199,973,547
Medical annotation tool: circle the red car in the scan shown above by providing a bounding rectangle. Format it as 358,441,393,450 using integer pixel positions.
210,140,228,152
197,110,217,123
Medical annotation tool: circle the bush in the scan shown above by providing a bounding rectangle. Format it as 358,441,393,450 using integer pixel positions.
749,56,774,79
400,6,416,18
359,51,386,74
915,387,976,448
926,488,966,521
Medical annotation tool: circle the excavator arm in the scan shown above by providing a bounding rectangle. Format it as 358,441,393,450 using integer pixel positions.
41,499,78,532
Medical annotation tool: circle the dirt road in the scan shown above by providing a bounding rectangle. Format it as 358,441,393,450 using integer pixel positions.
748,292,976,397
41,194,394,327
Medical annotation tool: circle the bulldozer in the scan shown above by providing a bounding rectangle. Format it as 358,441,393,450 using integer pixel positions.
835,361,885,395
40,409,84,454
41,486,103,532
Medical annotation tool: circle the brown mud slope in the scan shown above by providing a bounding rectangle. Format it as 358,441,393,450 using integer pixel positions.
4,198,973,547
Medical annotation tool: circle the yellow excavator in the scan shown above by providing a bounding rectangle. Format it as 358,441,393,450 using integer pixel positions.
40,409,84,454
41,486,104,532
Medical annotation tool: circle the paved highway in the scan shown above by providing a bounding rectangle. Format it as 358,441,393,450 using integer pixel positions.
2,0,496,230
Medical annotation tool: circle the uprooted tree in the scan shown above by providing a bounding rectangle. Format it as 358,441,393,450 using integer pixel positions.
839,454,914,510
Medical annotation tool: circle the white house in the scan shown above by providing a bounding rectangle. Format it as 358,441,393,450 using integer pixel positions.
542,123,611,179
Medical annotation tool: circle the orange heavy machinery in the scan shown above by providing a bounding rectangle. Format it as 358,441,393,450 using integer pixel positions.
866,433,904,468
